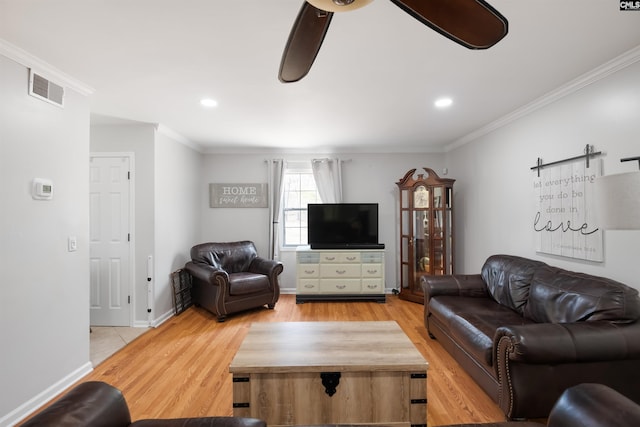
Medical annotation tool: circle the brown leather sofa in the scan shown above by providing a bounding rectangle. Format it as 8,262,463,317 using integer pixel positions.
20,381,266,427
438,383,640,427
423,254,640,420
185,241,283,322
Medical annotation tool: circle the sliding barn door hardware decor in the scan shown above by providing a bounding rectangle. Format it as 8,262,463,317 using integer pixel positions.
531,144,602,177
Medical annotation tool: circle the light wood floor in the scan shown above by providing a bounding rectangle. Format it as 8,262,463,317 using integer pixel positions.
73,295,507,425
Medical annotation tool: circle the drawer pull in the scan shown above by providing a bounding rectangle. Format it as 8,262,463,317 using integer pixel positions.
336,270,346,274
346,256,357,261
367,284,378,289
304,269,315,274
304,284,315,289
233,402,250,408
366,269,378,274
325,256,336,261
336,285,346,289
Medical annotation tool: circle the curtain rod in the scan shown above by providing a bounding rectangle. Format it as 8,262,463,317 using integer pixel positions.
530,144,602,177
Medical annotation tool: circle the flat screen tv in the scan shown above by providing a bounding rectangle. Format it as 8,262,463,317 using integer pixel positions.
307,203,383,250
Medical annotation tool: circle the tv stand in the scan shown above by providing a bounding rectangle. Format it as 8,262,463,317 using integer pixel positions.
295,246,385,304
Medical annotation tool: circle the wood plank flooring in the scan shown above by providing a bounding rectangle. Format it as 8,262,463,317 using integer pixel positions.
69,295,507,425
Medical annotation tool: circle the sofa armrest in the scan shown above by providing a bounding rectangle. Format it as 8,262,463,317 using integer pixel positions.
185,261,229,285
495,321,640,364
422,274,489,337
548,383,640,427
22,381,131,427
422,274,489,304
248,257,283,278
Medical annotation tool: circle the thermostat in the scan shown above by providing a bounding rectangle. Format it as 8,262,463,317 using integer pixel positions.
32,178,54,200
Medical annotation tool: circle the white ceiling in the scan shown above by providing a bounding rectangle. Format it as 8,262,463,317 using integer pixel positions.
2,0,640,153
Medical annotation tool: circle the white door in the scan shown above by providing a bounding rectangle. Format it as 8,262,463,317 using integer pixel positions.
89,155,132,326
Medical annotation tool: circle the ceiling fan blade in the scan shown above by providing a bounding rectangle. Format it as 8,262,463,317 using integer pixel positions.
279,2,334,83
389,0,508,49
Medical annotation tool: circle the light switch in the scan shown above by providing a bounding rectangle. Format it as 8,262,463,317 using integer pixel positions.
68,236,77,252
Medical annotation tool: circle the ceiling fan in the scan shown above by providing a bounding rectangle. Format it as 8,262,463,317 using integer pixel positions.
278,0,508,83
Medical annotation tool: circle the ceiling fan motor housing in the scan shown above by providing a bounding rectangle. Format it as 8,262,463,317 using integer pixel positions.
307,0,373,12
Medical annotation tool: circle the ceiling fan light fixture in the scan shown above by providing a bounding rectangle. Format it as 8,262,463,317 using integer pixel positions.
307,0,373,13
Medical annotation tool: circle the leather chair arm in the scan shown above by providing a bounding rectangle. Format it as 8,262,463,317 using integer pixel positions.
21,381,132,427
422,274,489,304
548,383,640,427
248,257,283,277
185,261,229,285
495,321,640,364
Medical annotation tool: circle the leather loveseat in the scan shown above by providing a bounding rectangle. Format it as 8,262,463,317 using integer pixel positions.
438,383,640,427
185,241,283,322
21,381,266,427
422,254,640,420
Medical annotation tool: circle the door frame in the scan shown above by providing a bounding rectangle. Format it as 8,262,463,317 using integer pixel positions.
89,151,136,326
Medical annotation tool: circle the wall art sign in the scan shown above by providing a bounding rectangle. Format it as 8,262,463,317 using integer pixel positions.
532,159,603,261
209,183,268,208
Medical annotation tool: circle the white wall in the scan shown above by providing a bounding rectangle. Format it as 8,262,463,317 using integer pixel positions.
0,55,91,425
90,123,157,325
447,58,640,290
153,128,202,321
199,152,446,292
90,123,202,325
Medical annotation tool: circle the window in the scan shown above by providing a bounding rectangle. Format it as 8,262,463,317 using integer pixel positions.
282,165,321,247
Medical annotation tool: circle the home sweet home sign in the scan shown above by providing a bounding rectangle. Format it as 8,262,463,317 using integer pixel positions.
209,183,268,208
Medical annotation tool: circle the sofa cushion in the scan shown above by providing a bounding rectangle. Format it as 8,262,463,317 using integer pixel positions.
430,296,533,366
481,255,546,314
228,272,271,296
524,266,640,323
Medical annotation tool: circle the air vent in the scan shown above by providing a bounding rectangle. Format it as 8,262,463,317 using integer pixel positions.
29,69,64,107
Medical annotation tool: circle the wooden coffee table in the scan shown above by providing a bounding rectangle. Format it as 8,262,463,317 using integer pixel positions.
229,321,428,427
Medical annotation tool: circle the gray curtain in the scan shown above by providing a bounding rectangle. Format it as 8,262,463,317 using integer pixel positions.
267,159,285,260
311,158,343,203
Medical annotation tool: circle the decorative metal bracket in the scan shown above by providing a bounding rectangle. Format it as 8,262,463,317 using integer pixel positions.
530,144,602,177
320,372,341,397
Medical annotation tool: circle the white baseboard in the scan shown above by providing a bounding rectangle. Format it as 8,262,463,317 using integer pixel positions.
151,309,174,328
0,362,93,427
133,308,174,328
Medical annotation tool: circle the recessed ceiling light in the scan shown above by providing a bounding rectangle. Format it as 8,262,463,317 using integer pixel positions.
434,97,453,108
200,98,218,108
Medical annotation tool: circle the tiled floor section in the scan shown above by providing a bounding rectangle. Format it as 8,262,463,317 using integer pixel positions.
90,326,149,367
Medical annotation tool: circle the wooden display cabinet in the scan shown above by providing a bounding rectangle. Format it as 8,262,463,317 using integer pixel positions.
396,168,455,304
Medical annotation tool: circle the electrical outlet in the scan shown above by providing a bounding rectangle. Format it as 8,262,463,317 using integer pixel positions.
68,236,77,252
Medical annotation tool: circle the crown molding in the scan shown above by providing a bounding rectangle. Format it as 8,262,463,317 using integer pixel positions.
445,44,640,152
0,38,94,96
155,124,205,153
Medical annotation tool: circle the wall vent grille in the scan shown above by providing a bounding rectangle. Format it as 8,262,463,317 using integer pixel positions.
29,69,64,107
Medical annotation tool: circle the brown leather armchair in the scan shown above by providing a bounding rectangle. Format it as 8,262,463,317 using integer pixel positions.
185,241,283,322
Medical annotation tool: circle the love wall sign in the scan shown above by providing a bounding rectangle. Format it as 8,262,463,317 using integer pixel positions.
532,160,602,261
210,183,268,208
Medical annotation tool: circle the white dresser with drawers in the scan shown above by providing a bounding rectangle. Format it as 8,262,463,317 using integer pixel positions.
295,246,385,303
